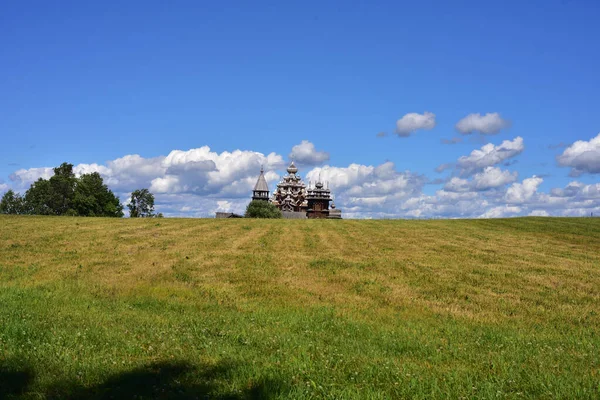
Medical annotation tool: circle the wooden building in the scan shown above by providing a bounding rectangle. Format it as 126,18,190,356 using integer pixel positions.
252,167,270,201
251,162,342,219
306,181,332,219
271,162,308,212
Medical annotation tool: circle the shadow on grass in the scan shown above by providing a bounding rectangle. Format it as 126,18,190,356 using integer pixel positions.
1,359,288,399
0,363,34,399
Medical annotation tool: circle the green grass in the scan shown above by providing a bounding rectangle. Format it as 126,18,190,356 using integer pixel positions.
0,215,599,399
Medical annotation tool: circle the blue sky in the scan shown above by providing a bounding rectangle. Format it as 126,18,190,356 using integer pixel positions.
1,1,599,218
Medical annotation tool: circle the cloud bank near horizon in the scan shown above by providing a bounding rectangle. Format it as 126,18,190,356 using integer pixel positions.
3,135,600,219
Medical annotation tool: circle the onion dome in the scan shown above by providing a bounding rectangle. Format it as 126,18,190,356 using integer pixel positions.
287,161,298,174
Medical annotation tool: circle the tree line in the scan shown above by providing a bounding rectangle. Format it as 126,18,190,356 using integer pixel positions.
0,162,159,218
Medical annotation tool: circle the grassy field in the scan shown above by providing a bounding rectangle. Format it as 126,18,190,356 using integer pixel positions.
0,215,599,399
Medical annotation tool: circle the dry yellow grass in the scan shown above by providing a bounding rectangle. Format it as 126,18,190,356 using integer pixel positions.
1,215,599,398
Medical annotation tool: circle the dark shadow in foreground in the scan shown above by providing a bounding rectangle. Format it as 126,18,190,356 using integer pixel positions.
1,359,288,399
0,363,34,399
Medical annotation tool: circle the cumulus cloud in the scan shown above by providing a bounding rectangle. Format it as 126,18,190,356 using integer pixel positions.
550,181,600,199
472,167,518,190
444,167,517,192
9,167,55,190
479,205,522,219
529,210,550,217
105,155,167,190
556,133,600,176
7,146,285,206
4,139,600,219
455,113,511,135
443,177,470,192
455,137,524,175
305,161,426,216
148,146,283,195
358,172,600,219
289,140,330,166
395,112,436,137
505,176,543,204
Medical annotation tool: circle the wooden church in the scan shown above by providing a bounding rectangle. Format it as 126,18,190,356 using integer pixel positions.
252,162,341,219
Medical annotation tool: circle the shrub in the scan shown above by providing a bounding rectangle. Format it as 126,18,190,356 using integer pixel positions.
244,200,282,218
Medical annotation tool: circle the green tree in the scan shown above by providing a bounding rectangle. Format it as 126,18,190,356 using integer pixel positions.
23,162,77,215
73,172,124,217
47,162,77,215
128,189,155,218
0,190,25,214
23,178,53,215
22,163,123,217
244,200,282,218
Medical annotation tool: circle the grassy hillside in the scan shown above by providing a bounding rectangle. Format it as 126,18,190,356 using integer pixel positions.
1,216,599,399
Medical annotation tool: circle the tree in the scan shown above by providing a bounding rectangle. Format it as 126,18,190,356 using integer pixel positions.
244,200,282,218
0,190,25,214
73,172,124,217
21,162,123,217
23,162,77,215
128,189,155,218
23,178,54,215
47,162,77,215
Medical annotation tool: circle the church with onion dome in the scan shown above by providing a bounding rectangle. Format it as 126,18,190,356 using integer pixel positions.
251,161,342,219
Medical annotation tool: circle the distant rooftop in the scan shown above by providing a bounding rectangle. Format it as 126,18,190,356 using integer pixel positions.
253,167,269,191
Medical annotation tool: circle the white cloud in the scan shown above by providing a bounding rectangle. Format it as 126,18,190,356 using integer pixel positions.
105,155,167,190
7,146,285,204
444,177,470,192
550,181,600,200
444,167,517,192
479,205,521,218
305,161,426,216
289,140,330,166
0,183,8,193
395,112,436,137
9,167,55,191
471,167,518,190
455,113,510,135
505,176,543,204
456,137,524,175
556,133,600,176
4,140,600,219
214,200,234,213
529,210,550,217
157,146,284,193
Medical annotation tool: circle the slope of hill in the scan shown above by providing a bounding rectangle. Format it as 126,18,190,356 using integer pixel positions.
1,216,599,399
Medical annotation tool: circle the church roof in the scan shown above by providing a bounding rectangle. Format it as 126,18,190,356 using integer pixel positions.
253,167,269,191
287,161,298,174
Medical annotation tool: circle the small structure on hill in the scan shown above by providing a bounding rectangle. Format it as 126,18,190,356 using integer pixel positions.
252,166,270,202
215,212,244,218
328,203,342,219
306,181,333,219
250,162,341,219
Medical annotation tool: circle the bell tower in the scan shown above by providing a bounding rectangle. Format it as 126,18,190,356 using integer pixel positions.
252,166,270,201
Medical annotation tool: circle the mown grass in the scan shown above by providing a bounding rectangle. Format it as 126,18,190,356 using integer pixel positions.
0,215,599,399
